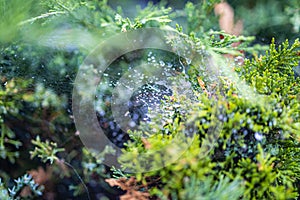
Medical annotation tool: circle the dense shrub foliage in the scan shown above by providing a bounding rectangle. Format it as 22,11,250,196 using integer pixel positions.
0,0,299,199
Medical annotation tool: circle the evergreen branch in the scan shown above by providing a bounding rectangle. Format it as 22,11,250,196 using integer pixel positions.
18,11,67,25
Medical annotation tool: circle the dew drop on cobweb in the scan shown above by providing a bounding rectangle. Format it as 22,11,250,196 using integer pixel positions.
186,58,191,65
159,60,165,66
254,132,263,141
234,56,244,66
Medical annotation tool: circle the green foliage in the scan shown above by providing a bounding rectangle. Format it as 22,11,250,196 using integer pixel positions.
68,146,119,197
237,39,300,98
0,0,34,42
159,175,245,200
184,0,221,34
285,0,300,33
0,78,33,163
30,136,64,164
115,4,172,31
229,0,299,44
0,178,9,200
116,38,300,199
1,0,300,199
0,174,43,200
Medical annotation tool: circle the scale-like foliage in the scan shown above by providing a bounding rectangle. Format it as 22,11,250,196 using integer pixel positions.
0,0,299,199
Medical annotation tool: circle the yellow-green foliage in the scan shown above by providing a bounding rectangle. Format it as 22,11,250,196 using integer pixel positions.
1,0,299,199
118,39,300,199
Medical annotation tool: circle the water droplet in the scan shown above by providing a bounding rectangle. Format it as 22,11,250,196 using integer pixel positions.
186,58,191,65
159,60,165,66
129,121,136,127
234,56,244,66
218,114,223,121
268,121,273,127
254,132,263,141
